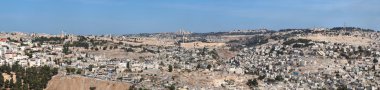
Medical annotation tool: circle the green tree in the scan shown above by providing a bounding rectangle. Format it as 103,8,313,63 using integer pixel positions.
9,76,14,88
374,58,378,63
4,80,9,88
63,46,70,55
1,64,11,73
246,79,258,89
127,62,130,69
88,65,94,71
25,51,33,58
275,75,284,81
90,87,96,90
207,65,212,70
66,67,76,74
196,64,201,70
258,75,266,80
168,65,173,72
12,61,22,73
15,77,22,89
66,67,71,74
22,83,28,90
76,69,82,74
168,84,175,90
337,85,348,90
0,61,59,90
129,85,136,90
0,73,3,88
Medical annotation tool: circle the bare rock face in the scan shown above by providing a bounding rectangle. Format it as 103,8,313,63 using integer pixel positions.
45,75,130,90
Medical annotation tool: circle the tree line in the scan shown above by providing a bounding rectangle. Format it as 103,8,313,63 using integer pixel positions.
0,61,58,90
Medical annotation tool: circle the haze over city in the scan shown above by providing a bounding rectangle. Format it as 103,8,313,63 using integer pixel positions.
0,0,379,34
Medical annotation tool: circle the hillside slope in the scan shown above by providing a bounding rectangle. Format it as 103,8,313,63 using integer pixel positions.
45,75,130,90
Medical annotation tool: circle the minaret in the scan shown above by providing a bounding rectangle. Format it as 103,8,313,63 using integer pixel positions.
181,28,185,43
61,30,65,38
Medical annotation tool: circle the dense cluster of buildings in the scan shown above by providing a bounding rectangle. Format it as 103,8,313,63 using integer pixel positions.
1,27,380,89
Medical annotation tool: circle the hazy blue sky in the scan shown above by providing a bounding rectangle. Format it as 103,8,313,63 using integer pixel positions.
0,0,379,34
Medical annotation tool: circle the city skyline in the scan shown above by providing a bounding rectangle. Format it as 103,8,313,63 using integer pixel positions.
0,0,379,34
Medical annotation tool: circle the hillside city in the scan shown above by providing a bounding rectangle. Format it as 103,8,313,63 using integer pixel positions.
1,27,380,90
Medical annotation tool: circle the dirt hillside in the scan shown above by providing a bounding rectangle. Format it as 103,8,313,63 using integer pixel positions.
299,34,373,46
45,75,130,90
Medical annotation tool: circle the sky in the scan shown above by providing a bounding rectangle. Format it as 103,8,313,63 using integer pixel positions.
0,0,379,35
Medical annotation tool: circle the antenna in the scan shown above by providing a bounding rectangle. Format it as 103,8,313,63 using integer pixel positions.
179,28,186,43
344,22,347,32
183,28,185,43
60,25,66,38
